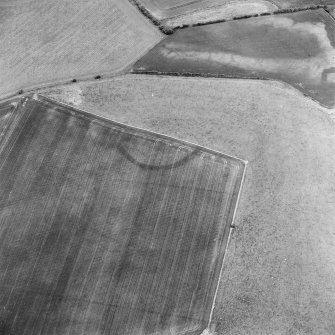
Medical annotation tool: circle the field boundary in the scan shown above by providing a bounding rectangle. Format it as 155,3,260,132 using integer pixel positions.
1,94,246,335
324,6,335,22
170,4,329,30
0,70,328,111
128,2,331,33
128,0,174,34
32,94,248,165
0,0,163,105
131,69,266,80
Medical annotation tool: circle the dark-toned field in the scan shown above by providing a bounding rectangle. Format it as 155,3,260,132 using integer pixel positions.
0,95,245,335
0,0,162,100
133,9,335,108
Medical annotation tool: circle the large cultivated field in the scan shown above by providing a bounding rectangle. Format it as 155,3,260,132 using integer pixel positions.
0,95,245,335
42,74,335,334
2,2,335,334
133,9,335,108
0,0,162,100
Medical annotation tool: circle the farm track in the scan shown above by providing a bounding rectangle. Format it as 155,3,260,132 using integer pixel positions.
0,95,245,335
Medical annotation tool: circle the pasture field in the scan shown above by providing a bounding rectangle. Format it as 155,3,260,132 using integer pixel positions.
133,9,335,108
0,94,245,335
0,0,162,100
42,74,335,334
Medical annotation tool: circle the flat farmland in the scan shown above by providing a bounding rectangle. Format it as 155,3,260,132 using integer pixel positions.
0,0,162,100
42,74,335,334
0,94,245,335
133,9,335,108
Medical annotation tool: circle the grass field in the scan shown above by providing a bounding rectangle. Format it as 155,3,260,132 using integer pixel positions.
42,74,335,334
133,9,335,108
0,94,245,335
0,0,162,100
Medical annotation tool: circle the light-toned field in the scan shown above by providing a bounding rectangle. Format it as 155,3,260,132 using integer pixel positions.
137,0,278,26
0,95,245,335
136,0,229,19
42,74,335,334
0,0,162,100
136,0,335,28
162,1,278,28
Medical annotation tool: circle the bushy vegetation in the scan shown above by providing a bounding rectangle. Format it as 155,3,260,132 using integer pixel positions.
129,0,175,34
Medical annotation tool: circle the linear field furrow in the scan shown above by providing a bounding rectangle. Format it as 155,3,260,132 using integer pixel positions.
0,96,246,335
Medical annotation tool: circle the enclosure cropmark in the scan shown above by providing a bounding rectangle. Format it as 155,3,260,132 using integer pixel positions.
0,95,246,335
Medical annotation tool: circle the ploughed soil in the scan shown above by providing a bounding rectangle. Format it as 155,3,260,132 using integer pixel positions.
0,95,244,335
